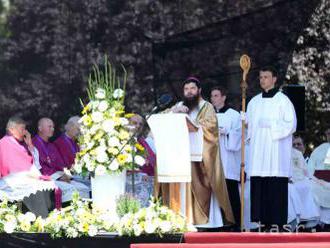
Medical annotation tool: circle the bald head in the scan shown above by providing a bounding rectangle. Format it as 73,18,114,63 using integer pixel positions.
38,117,55,140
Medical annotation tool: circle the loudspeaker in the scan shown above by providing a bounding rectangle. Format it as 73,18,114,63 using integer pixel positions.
281,84,305,131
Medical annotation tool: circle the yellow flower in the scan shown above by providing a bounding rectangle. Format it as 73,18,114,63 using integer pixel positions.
139,221,146,229
107,147,119,155
113,117,121,126
135,143,145,152
117,154,128,165
119,130,129,140
125,113,135,118
5,214,16,223
79,149,87,156
116,110,125,116
82,222,89,233
20,221,31,232
90,149,97,156
82,104,90,114
94,130,104,140
35,217,45,232
124,145,132,153
82,115,93,126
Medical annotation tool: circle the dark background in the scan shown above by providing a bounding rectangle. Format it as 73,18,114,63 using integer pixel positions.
0,0,328,150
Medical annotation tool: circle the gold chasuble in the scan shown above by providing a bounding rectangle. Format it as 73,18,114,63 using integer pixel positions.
155,101,234,225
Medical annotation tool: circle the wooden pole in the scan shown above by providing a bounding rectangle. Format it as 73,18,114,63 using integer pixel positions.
239,55,251,231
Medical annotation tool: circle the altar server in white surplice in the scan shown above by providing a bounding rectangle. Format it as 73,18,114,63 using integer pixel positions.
245,66,297,229
211,86,241,230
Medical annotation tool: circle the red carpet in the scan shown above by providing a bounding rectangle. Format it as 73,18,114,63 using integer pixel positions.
131,243,330,248
131,232,330,248
184,232,330,243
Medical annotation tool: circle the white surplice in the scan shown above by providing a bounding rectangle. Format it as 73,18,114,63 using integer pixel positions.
216,108,241,181
246,92,297,177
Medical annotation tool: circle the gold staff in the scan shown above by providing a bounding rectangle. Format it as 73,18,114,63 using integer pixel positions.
239,54,251,231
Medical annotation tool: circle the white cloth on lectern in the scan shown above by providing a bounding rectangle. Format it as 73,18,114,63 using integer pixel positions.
148,114,191,183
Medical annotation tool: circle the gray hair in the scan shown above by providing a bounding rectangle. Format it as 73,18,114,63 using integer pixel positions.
6,116,26,132
64,116,80,132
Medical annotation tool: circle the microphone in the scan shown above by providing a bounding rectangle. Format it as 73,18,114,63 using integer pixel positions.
150,94,173,114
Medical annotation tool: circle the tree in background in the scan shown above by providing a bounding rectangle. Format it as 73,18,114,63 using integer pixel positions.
286,0,330,149
0,0,327,144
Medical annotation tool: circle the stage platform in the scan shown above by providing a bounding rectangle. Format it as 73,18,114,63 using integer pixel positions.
0,233,183,248
2,232,330,248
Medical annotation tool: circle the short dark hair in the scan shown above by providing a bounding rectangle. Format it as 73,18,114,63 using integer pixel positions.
293,133,305,143
260,66,278,77
183,76,201,89
210,86,228,97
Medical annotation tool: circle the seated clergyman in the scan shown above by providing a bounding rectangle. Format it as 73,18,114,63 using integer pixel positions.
53,116,90,187
33,117,90,203
53,116,81,169
0,116,56,217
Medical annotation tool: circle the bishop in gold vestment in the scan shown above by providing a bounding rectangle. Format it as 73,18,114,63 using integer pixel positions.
155,77,234,226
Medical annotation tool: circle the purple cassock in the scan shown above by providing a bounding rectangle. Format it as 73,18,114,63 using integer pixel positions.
138,137,156,177
53,133,79,169
32,135,66,176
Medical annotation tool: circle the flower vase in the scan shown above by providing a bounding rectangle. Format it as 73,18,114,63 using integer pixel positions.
91,170,126,214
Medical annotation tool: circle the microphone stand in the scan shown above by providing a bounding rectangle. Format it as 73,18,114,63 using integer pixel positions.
108,104,167,195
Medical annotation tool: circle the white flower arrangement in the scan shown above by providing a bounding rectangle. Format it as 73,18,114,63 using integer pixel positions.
74,57,145,176
0,194,195,238
43,193,117,238
116,198,196,237
0,199,37,234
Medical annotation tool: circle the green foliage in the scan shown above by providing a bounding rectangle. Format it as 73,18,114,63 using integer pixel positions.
86,55,127,103
116,193,141,218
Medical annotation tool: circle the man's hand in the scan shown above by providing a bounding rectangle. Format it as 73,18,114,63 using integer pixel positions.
172,105,189,113
23,130,34,150
59,174,71,183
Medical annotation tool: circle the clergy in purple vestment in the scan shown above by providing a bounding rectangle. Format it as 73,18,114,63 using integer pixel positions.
32,118,70,182
32,117,90,202
53,116,80,169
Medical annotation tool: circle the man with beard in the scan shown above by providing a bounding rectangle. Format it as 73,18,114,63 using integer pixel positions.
166,77,234,228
